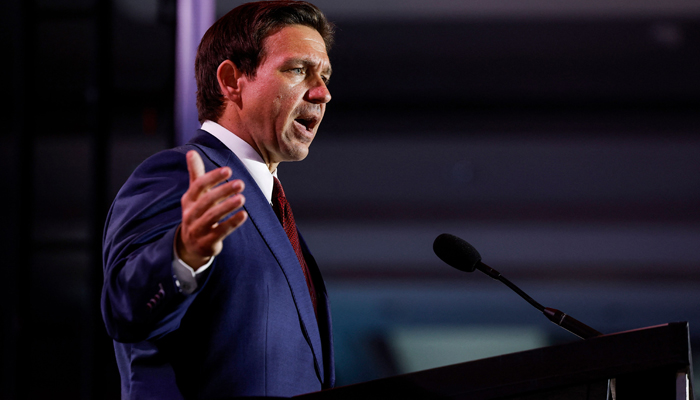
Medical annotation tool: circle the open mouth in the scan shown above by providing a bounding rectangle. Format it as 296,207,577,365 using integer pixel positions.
294,117,317,132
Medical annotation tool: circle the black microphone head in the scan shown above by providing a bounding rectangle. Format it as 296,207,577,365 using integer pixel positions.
433,233,482,272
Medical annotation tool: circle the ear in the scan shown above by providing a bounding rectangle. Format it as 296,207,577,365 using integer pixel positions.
216,60,244,102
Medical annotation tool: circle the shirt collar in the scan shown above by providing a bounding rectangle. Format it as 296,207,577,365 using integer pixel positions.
200,120,277,204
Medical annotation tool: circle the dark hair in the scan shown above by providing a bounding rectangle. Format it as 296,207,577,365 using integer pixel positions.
195,1,335,123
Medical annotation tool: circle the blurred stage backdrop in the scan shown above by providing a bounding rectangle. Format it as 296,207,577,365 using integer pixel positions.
2,0,700,398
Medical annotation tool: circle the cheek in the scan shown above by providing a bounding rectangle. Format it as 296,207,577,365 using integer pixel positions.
271,97,286,129
275,92,298,122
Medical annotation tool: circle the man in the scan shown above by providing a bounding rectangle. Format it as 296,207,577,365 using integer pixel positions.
101,2,335,398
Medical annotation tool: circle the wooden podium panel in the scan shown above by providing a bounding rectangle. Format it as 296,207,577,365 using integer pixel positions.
299,322,693,400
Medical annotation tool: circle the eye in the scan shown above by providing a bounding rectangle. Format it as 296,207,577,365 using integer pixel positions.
321,75,330,85
289,67,305,75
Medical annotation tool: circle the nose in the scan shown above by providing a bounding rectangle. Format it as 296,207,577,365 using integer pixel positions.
306,76,331,104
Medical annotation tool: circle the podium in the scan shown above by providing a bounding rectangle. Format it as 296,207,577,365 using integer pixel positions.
299,322,694,400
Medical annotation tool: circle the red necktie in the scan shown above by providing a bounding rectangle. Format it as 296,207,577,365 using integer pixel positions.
272,177,317,315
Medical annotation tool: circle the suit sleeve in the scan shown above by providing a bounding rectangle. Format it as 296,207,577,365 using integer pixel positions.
101,147,208,343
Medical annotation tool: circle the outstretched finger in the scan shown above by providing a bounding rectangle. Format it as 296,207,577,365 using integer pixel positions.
187,150,206,184
189,189,245,233
190,209,248,257
212,209,249,240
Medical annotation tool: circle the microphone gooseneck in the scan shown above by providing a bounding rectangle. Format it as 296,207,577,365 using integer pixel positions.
433,233,602,340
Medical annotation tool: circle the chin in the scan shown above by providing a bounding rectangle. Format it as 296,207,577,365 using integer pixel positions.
281,146,310,162
290,151,310,162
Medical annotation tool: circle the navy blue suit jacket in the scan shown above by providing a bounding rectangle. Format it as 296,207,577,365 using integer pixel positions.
101,131,334,399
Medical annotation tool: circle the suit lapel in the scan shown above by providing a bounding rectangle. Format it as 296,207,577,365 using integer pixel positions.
188,130,326,384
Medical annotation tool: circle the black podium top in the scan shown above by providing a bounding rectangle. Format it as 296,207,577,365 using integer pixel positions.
299,322,693,400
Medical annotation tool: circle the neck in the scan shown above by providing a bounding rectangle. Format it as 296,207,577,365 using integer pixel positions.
216,115,279,174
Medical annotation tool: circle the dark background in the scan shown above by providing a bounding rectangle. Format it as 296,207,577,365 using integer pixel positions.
2,0,700,398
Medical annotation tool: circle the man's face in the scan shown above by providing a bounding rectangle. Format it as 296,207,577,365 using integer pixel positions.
238,24,332,168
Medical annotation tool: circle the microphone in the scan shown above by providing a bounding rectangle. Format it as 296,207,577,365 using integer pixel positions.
433,233,602,340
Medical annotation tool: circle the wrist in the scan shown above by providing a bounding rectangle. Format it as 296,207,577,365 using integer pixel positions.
175,226,210,270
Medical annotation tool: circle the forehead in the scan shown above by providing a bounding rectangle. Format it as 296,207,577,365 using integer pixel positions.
261,25,330,68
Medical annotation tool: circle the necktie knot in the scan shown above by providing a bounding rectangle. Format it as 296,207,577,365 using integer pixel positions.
272,177,288,221
272,176,285,201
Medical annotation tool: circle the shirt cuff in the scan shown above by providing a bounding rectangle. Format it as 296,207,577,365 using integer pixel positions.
171,254,214,295
172,227,214,294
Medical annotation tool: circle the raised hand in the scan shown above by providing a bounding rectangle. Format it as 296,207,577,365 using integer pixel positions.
176,150,248,269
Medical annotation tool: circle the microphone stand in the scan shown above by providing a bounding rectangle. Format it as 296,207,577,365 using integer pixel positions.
475,262,602,340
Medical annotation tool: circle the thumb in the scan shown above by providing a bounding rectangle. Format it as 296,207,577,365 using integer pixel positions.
186,150,206,183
